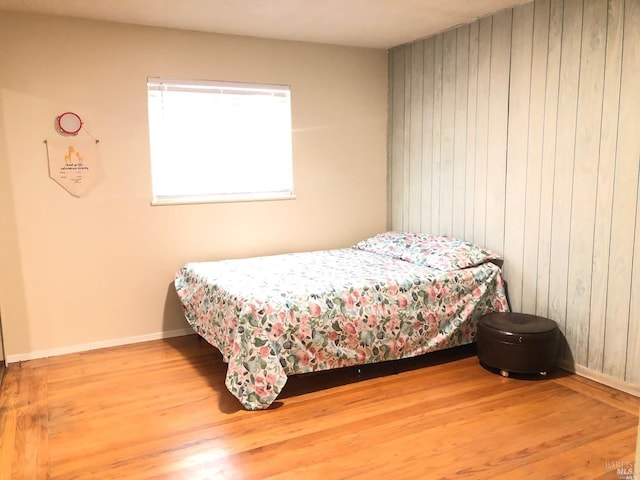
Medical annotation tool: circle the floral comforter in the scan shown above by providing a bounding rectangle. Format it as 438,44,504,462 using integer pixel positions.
175,243,509,410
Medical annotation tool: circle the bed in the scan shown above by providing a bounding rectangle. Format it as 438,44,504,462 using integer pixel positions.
174,232,510,410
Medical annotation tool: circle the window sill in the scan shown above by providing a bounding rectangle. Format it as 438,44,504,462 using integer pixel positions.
151,192,296,206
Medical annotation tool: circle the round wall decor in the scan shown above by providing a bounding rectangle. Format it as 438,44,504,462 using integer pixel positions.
57,112,83,135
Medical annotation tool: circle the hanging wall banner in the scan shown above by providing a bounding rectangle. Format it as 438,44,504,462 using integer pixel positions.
46,138,100,197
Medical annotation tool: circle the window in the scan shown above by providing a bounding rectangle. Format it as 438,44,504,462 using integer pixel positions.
147,77,294,204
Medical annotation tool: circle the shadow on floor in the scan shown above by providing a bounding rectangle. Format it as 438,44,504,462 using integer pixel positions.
165,334,483,412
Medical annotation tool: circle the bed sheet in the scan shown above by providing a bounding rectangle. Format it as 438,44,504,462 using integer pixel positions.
175,248,509,410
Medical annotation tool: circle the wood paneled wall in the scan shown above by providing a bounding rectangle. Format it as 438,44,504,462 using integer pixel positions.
388,0,640,390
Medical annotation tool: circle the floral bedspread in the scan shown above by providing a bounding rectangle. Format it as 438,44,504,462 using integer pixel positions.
175,247,509,410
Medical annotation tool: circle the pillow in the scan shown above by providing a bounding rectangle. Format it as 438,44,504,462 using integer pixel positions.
353,231,425,258
354,231,502,271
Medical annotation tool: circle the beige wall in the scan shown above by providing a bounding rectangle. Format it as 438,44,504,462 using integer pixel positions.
0,12,388,358
388,0,640,393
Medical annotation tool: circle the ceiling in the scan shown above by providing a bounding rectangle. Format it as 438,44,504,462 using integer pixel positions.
0,0,530,49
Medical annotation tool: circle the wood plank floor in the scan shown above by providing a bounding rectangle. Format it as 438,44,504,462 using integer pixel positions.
0,335,637,479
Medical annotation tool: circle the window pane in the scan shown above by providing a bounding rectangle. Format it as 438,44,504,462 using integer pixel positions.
147,77,294,203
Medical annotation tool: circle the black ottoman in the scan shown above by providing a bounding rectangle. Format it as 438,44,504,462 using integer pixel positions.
477,312,560,377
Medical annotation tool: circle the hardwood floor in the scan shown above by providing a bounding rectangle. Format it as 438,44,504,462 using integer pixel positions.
0,335,637,479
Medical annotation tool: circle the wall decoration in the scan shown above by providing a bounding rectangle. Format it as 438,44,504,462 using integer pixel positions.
46,111,100,197
46,138,100,197
56,112,83,135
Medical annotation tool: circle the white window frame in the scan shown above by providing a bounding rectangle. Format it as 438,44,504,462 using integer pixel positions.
147,77,295,205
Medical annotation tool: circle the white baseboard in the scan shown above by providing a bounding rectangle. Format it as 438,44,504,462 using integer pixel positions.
8,333,639,399
558,359,640,398
5,328,195,364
